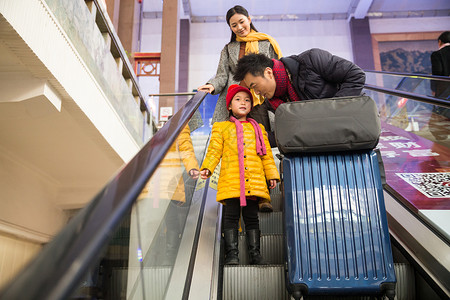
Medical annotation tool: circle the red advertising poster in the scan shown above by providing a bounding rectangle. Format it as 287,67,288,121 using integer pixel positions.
378,122,450,211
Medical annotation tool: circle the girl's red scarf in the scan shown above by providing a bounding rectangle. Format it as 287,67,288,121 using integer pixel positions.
268,59,301,110
229,116,267,206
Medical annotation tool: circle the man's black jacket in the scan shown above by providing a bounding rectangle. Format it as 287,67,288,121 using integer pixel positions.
280,48,366,101
262,48,366,147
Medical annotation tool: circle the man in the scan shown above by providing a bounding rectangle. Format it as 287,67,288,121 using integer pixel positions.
430,31,450,99
429,31,450,138
233,48,366,144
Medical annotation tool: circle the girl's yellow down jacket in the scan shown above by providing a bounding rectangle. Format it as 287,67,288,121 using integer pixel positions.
201,121,280,203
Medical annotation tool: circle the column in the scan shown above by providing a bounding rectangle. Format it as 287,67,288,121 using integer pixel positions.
349,17,375,70
159,0,179,109
117,0,141,56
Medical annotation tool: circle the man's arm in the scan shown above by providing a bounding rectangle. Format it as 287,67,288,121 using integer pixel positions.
430,51,441,93
431,51,443,76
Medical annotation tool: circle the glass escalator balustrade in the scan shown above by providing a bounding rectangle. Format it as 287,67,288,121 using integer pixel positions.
68,97,211,300
364,72,450,244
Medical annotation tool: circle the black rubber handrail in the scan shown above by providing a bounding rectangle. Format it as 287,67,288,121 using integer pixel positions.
0,91,207,300
364,70,450,82
364,84,450,107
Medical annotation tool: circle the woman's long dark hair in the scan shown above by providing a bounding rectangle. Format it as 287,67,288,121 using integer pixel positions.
226,5,258,43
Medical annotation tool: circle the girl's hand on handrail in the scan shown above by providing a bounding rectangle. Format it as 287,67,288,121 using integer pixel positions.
200,169,211,179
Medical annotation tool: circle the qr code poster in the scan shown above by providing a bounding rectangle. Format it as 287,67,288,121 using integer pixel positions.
396,173,450,198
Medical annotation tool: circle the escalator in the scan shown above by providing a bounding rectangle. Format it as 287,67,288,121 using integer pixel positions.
190,71,450,299
0,73,449,300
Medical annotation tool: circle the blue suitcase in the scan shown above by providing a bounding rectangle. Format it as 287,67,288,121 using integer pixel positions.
282,150,396,299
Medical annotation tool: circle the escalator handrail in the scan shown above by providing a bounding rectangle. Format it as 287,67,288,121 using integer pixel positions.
364,70,450,82
364,83,450,107
0,91,208,300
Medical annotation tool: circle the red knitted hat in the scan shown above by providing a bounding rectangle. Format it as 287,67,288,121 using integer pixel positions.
226,84,253,108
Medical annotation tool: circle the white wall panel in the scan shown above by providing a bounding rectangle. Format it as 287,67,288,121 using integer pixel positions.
369,16,450,34
0,234,41,289
0,149,66,237
141,18,163,52
188,19,353,92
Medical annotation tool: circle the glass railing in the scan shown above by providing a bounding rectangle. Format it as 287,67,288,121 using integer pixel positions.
93,115,209,299
365,71,450,148
364,72,450,243
0,92,211,300
365,70,450,101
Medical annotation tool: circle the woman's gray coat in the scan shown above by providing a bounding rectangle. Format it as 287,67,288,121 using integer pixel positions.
207,40,277,124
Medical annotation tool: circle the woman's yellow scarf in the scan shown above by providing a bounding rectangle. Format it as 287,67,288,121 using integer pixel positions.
236,30,282,58
236,30,282,105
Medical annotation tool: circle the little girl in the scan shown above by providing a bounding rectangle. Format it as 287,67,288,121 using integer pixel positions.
200,84,280,265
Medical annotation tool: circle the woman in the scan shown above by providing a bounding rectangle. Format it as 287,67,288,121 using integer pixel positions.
197,5,282,129
197,6,282,212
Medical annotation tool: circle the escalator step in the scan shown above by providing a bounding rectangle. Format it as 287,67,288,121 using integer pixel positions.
237,234,284,265
223,261,414,299
259,212,283,234
394,263,415,300
223,265,287,300
240,212,283,234
111,266,172,299
269,184,283,212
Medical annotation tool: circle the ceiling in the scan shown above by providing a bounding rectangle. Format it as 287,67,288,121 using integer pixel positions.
143,0,450,21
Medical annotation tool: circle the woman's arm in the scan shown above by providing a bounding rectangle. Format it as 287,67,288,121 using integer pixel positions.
205,45,232,95
267,42,279,59
197,83,215,93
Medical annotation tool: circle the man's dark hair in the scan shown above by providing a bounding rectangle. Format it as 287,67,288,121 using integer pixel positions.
233,53,275,82
438,31,450,44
